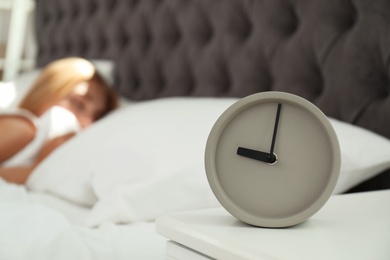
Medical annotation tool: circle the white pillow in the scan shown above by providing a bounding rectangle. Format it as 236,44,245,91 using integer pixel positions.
329,118,390,194
90,59,115,86
26,98,390,224
0,81,18,109
27,98,236,209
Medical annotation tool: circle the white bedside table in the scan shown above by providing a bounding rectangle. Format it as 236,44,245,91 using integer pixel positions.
156,190,390,260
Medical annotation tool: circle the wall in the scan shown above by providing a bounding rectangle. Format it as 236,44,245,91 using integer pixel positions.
0,10,10,61
0,10,10,44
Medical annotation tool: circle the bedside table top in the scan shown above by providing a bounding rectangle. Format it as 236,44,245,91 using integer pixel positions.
156,190,390,260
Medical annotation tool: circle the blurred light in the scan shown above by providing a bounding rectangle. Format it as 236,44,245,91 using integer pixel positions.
73,82,89,96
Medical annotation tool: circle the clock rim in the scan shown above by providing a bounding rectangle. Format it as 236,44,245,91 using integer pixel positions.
205,91,341,228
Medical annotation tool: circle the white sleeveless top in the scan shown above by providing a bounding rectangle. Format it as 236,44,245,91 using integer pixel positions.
0,106,80,167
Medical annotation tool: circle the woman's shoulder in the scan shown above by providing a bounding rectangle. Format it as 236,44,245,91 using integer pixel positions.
0,109,37,138
0,108,37,132
0,109,37,164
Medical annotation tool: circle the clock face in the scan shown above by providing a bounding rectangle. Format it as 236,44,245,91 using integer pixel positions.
205,92,340,228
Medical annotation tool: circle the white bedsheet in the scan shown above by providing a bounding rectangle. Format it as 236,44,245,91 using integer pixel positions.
0,179,166,260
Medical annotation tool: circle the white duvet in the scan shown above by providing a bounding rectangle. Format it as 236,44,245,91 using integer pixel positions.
0,179,166,260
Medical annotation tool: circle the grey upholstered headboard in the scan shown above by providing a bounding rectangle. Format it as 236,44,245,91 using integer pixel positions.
34,0,390,191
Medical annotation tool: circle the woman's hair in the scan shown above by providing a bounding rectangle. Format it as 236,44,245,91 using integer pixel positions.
19,57,118,119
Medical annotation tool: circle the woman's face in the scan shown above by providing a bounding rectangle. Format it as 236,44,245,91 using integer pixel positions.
56,81,106,128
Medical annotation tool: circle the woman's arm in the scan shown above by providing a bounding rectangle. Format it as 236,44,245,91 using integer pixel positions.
0,164,37,185
0,132,75,185
0,116,36,164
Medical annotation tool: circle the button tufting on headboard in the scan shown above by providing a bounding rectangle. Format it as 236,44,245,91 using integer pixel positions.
35,0,390,138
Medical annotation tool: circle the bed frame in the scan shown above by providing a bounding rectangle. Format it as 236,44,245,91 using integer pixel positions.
34,0,390,192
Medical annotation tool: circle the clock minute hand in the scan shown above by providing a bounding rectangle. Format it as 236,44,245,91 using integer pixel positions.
269,103,282,163
237,147,274,163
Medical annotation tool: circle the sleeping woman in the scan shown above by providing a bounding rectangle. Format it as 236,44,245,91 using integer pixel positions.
0,57,118,184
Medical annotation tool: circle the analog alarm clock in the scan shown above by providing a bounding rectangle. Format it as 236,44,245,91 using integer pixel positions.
205,91,341,228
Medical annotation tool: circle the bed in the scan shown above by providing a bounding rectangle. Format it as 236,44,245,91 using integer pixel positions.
1,0,390,259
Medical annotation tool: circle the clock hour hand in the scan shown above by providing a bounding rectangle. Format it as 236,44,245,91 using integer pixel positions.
237,147,276,164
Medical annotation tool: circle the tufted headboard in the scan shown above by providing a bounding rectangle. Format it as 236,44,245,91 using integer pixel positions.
34,0,390,191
